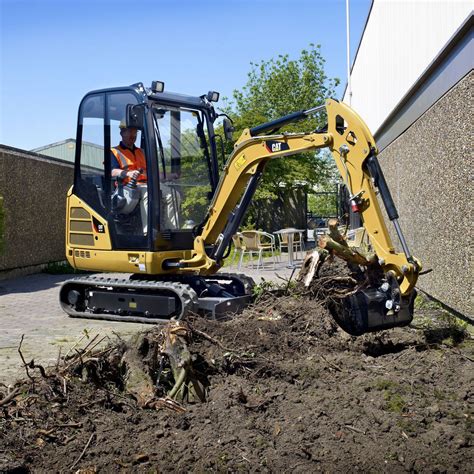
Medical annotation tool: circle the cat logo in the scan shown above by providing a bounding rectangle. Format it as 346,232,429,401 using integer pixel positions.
265,140,289,153
92,216,105,233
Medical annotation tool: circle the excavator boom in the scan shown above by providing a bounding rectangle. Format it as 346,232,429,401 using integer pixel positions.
182,99,419,295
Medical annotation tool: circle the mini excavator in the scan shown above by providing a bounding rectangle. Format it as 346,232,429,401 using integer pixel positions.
60,81,421,336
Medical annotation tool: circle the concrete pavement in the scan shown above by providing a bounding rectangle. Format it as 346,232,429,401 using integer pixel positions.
0,255,301,387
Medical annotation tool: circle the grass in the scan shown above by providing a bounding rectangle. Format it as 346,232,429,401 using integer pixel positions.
223,249,281,269
384,391,408,413
374,379,408,413
42,261,89,275
414,293,443,311
252,279,278,298
413,292,470,346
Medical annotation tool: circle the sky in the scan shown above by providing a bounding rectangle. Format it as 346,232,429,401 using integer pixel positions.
0,0,372,151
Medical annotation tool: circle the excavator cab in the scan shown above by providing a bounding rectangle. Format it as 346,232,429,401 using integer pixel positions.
72,82,219,253
61,81,420,334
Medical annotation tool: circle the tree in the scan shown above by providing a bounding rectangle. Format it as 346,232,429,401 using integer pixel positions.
221,44,340,228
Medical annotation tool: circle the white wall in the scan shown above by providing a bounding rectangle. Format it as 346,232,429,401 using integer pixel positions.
344,0,472,134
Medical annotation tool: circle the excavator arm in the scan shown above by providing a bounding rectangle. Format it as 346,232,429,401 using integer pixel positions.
181,99,420,296
175,99,421,335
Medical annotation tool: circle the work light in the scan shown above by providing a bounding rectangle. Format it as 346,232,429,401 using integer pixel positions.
207,90,220,102
151,81,165,93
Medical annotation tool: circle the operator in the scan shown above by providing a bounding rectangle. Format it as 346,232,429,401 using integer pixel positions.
111,121,182,232
111,122,148,233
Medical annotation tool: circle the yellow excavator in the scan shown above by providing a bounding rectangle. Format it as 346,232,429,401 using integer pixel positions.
60,81,420,336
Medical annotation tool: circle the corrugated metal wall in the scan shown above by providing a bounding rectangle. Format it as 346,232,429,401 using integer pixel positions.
32,140,103,169
344,0,471,133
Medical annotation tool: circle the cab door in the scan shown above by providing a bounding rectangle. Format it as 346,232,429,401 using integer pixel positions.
73,89,150,250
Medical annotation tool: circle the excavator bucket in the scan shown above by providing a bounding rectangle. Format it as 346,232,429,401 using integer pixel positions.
332,289,416,336
301,246,417,336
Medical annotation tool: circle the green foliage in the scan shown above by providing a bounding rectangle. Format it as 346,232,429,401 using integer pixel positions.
221,44,340,227
397,418,418,434
223,249,278,269
181,185,210,223
307,191,338,218
374,379,397,391
252,279,277,299
384,391,407,414
42,261,88,275
178,148,213,224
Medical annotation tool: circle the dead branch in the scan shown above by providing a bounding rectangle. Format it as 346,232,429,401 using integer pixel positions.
80,333,99,353
18,335,34,384
285,268,297,294
328,218,348,246
320,354,343,372
0,387,21,406
318,235,372,266
26,359,52,379
64,333,88,360
82,335,109,357
69,432,95,470
78,397,107,409
150,396,186,413
188,324,231,351
345,424,366,435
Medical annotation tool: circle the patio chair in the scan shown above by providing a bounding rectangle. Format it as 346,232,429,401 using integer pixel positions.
240,230,278,270
346,227,369,249
230,232,246,269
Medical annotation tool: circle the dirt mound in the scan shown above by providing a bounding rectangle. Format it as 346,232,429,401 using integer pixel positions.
1,274,473,472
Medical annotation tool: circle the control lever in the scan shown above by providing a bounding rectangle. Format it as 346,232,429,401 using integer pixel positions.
128,168,144,189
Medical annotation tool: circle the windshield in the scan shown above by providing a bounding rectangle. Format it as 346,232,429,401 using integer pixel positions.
153,105,213,231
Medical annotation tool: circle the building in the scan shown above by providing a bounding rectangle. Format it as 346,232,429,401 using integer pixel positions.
344,1,472,316
31,139,102,169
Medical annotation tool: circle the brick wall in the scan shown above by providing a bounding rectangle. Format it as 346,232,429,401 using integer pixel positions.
0,145,74,278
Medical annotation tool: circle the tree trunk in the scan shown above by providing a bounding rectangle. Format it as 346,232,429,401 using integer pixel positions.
161,323,207,403
121,333,155,407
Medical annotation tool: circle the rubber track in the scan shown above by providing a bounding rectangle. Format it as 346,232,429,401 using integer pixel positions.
59,275,198,324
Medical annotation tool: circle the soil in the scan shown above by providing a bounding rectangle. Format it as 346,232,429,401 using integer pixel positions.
1,261,473,473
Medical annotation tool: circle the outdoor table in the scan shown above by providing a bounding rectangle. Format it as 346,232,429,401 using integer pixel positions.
274,228,306,268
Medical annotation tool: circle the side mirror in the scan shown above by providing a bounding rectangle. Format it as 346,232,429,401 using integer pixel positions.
126,104,145,130
223,117,234,141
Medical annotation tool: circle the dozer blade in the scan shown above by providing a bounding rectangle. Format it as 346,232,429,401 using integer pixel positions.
198,294,253,320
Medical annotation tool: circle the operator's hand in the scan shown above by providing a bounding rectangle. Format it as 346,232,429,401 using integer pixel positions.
127,170,141,180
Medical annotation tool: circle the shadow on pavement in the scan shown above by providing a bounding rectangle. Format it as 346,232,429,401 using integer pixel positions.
0,273,74,295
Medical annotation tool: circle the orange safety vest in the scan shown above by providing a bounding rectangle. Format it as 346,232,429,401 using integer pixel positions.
111,145,148,185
